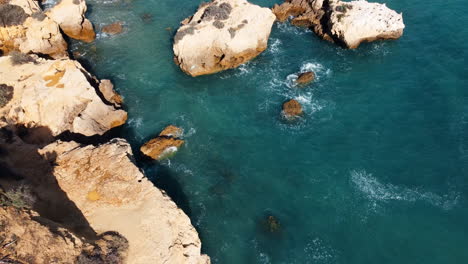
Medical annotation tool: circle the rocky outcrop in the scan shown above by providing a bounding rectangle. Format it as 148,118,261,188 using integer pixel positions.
102,22,124,35
282,99,303,118
99,79,123,108
296,71,315,84
39,139,210,264
0,206,129,264
0,55,127,137
0,0,68,58
46,0,96,43
173,0,276,76
272,0,405,48
140,125,185,160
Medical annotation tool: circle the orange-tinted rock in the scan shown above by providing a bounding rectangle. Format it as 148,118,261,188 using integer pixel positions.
102,22,123,35
159,125,183,138
140,125,185,160
282,99,303,118
296,71,315,85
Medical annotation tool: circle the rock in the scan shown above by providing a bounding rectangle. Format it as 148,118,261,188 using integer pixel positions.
282,99,303,118
47,0,96,43
0,206,86,263
39,139,210,264
159,125,184,138
141,125,185,160
296,71,315,84
173,0,276,76
267,215,281,233
0,205,129,264
272,0,405,48
99,79,123,107
0,0,68,58
0,55,127,137
101,21,123,35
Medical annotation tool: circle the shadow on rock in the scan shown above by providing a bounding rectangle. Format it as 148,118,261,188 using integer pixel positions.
0,126,97,239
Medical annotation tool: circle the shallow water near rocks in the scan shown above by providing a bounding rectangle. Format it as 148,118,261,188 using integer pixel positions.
70,0,468,263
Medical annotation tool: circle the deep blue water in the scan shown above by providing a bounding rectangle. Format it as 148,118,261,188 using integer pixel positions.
70,0,468,263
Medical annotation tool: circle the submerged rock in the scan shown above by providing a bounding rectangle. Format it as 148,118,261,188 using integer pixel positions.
266,215,281,233
173,0,276,76
0,55,127,137
101,21,124,35
273,0,405,48
296,71,315,85
141,125,185,160
46,0,96,42
0,0,68,58
39,139,210,264
282,99,303,118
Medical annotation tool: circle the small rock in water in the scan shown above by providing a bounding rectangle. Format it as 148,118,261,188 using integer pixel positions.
140,125,184,160
266,215,280,233
141,13,153,23
282,99,303,118
296,71,315,85
102,22,123,35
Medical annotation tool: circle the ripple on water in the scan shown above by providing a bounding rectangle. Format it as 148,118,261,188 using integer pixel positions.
350,170,460,211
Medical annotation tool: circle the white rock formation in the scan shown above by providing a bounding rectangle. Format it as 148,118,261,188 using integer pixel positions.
173,0,276,76
40,139,211,264
46,0,96,42
272,0,405,48
0,55,127,137
327,0,404,48
0,0,68,58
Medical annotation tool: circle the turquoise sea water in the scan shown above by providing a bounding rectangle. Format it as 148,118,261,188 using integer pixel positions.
70,0,468,263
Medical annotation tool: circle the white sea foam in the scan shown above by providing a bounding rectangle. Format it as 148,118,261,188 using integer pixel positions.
277,22,312,35
127,117,143,128
350,170,460,210
268,38,282,54
303,238,338,263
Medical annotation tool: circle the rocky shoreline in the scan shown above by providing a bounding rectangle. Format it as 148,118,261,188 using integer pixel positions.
1,0,405,262
0,0,209,263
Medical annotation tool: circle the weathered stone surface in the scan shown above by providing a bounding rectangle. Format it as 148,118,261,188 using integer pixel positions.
0,0,68,58
0,205,129,264
173,0,276,76
282,99,303,118
141,125,185,160
296,71,315,84
0,55,127,137
99,79,123,107
47,0,96,42
0,206,85,263
159,125,184,138
102,21,123,35
40,139,210,264
273,0,404,48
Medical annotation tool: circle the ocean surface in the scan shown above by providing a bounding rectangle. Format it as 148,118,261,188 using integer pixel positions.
68,0,468,263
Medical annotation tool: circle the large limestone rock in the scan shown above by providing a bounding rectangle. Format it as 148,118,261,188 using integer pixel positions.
47,0,96,42
0,55,127,137
273,0,405,48
0,0,68,58
40,139,210,264
173,0,276,76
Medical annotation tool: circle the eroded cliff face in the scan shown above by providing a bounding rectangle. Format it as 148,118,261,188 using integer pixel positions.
173,0,276,76
0,0,68,58
39,139,210,264
272,0,405,48
0,206,129,264
0,55,127,137
46,0,96,42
